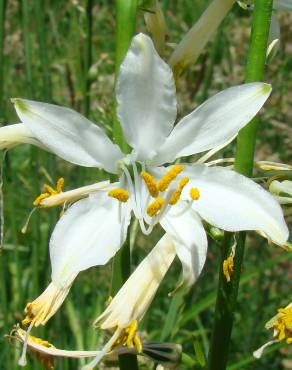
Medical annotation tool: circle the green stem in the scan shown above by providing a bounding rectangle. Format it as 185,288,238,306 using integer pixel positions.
207,2,273,370
112,2,138,369
113,0,137,152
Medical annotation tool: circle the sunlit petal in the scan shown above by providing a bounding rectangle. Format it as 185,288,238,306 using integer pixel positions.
13,99,123,173
152,83,271,165
182,165,289,246
116,33,177,160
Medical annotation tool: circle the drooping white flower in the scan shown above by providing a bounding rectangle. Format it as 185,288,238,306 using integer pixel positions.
1,34,288,331
82,234,177,369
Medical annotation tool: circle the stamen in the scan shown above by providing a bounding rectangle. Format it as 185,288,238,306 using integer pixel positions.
147,198,165,217
223,256,234,282
140,171,159,198
21,208,37,234
33,177,65,207
111,321,142,354
273,306,292,343
190,187,200,200
169,177,189,205
157,165,184,192
108,188,129,202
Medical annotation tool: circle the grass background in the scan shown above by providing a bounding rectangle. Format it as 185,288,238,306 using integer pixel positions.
0,0,291,369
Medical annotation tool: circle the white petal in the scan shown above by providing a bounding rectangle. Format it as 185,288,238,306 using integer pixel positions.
0,123,45,150
50,192,131,286
13,99,123,174
160,204,208,288
116,33,177,160
169,0,234,74
151,83,271,165
96,234,176,329
273,0,292,11
182,165,289,246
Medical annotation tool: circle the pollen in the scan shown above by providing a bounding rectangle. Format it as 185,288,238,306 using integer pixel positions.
223,256,234,283
33,177,65,207
157,165,184,192
190,187,200,200
140,171,159,197
169,177,189,205
273,306,292,343
111,320,142,354
29,334,54,348
108,188,129,202
147,198,165,217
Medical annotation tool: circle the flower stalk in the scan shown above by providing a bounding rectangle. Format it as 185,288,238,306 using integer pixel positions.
113,1,138,369
207,1,274,369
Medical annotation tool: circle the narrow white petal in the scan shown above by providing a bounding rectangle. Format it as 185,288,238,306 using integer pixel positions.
96,234,176,329
182,165,289,246
273,0,292,11
50,192,131,286
160,205,208,288
116,33,177,160
169,0,234,74
0,123,45,150
13,99,123,173
152,83,271,165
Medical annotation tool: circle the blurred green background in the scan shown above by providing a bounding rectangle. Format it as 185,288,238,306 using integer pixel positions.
0,0,291,369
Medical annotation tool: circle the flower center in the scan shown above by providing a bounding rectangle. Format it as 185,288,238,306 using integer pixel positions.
33,177,64,207
111,320,142,353
274,306,292,343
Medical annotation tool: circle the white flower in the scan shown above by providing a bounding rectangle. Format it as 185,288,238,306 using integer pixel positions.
82,234,176,369
2,33,288,328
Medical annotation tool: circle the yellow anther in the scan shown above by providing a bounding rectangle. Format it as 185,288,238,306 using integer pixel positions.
108,188,129,202
140,171,159,198
21,303,35,326
29,334,54,348
111,320,142,353
157,165,184,192
179,177,189,188
33,177,65,207
223,256,234,282
273,306,292,343
126,320,138,348
190,187,200,200
147,198,165,217
56,177,64,193
169,177,190,205
134,335,143,353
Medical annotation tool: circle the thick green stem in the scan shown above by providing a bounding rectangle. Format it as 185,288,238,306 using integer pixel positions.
207,2,273,370
112,1,138,369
